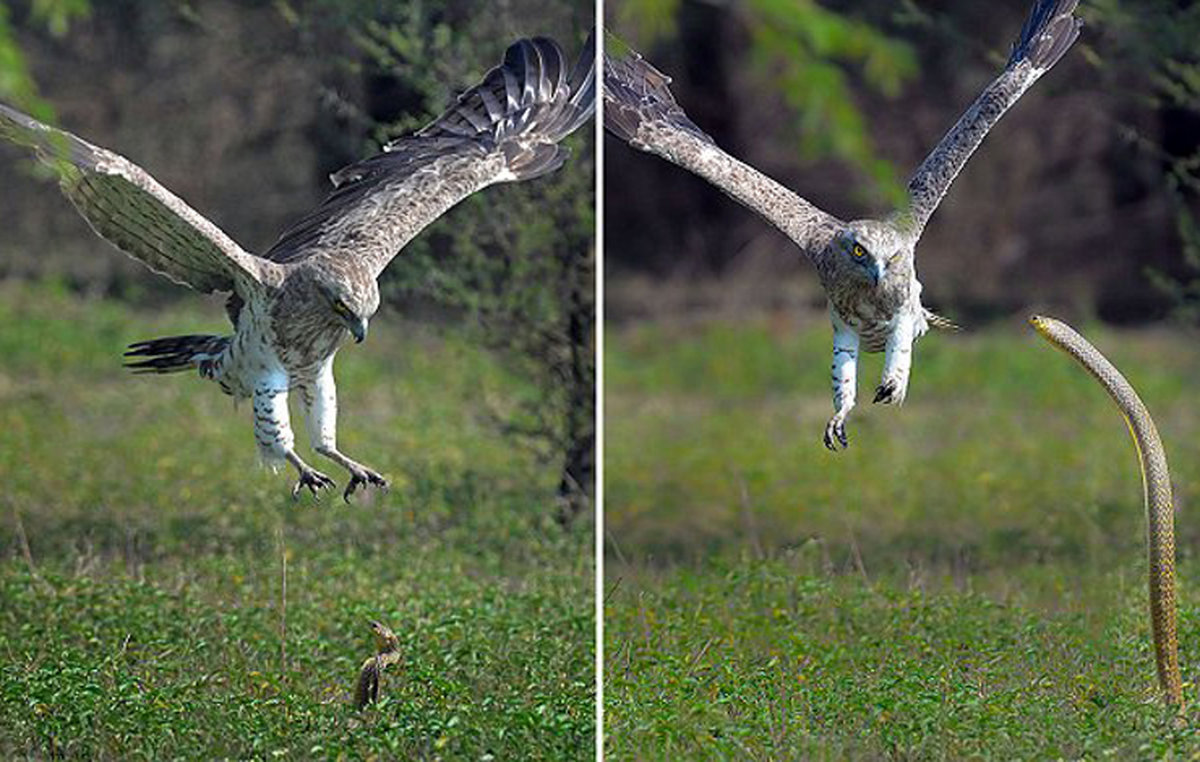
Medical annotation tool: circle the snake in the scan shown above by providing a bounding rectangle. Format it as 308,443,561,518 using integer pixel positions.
1030,315,1182,707
354,620,402,709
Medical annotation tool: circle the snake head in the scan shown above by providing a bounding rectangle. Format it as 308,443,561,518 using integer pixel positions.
1029,314,1065,342
369,620,399,651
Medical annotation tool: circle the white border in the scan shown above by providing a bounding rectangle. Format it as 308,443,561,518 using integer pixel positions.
593,5,605,760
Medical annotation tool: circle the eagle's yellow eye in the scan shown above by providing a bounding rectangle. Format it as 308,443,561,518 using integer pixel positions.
852,244,866,258
334,299,351,316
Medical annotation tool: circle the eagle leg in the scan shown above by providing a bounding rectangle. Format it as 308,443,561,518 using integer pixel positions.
875,314,916,407
299,364,389,502
826,314,859,452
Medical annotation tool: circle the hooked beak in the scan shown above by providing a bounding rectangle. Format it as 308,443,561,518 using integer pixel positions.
348,316,368,344
868,260,885,286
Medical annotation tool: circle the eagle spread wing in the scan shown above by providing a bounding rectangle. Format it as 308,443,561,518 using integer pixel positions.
0,103,274,294
901,0,1081,237
603,40,841,254
262,33,596,277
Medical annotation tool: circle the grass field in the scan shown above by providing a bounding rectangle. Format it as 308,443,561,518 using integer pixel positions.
0,282,593,759
605,313,1200,759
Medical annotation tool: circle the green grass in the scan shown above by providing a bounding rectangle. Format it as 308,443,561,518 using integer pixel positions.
605,314,1200,759
0,282,593,759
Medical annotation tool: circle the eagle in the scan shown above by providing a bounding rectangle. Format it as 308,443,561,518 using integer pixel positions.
605,2,1079,449
0,33,595,499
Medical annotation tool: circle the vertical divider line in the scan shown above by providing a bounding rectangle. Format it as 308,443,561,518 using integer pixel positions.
593,9,606,761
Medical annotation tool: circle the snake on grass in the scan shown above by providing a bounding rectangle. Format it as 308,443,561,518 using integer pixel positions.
354,620,401,709
1030,315,1182,707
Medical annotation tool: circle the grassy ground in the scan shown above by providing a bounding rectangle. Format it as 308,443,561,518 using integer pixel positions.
0,282,593,759
605,313,1200,759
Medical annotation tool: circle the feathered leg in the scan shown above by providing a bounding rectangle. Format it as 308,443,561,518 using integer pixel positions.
300,359,388,502
253,371,334,498
824,314,859,451
875,314,917,406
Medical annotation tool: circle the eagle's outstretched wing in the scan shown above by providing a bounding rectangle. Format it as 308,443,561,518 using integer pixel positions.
900,0,1081,238
262,33,596,278
604,42,841,255
0,103,275,293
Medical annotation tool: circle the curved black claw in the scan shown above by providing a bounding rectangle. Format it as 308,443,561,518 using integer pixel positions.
343,467,389,502
874,380,898,405
292,468,335,500
823,418,849,451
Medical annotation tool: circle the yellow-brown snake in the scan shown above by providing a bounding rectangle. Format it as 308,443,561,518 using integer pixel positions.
1030,315,1182,707
354,620,401,709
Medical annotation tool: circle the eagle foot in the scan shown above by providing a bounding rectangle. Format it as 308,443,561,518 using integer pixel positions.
292,467,335,499
823,416,849,451
874,380,899,405
344,466,389,502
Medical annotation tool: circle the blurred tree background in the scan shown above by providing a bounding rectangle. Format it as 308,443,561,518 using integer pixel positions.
0,0,595,515
605,0,1200,327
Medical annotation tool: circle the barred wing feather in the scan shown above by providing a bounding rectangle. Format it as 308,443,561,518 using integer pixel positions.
0,103,273,294
603,43,841,256
900,0,1081,237
262,33,596,278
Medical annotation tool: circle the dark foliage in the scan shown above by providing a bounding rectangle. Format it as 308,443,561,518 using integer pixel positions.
605,0,1200,325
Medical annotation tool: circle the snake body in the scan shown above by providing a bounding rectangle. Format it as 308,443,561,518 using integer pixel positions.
1030,316,1181,707
354,620,401,709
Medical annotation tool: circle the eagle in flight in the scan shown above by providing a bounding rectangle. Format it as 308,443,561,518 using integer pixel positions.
605,1,1080,449
0,34,595,499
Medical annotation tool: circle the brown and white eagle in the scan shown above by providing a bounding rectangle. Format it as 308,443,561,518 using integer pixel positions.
0,33,595,499
605,2,1079,449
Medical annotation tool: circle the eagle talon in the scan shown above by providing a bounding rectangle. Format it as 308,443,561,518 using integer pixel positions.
874,381,898,405
824,418,849,451
343,467,389,502
292,468,335,499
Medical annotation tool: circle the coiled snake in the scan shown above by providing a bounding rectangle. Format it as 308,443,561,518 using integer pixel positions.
1030,315,1182,707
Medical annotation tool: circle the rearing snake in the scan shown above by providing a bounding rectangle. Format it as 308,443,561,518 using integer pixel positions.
1031,315,1182,707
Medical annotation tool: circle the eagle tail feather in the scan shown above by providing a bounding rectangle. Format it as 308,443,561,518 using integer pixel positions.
124,334,230,374
924,309,962,332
